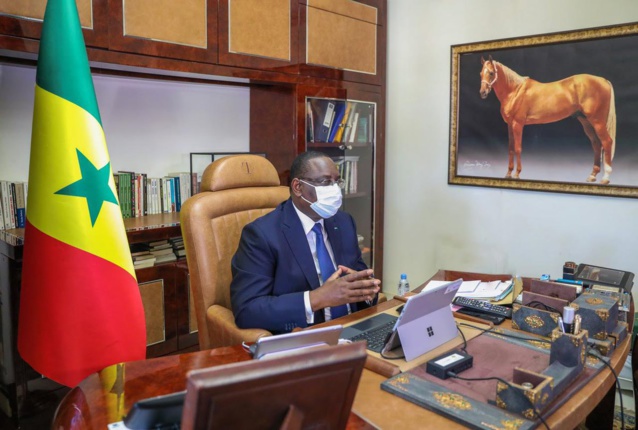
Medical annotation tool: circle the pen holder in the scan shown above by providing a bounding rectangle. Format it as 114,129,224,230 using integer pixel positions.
495,328,587,417
511,304,559,337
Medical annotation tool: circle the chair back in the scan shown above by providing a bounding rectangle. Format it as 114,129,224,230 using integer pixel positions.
180,154,289,349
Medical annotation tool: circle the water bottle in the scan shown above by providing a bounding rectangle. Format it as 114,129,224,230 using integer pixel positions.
398,273,410,296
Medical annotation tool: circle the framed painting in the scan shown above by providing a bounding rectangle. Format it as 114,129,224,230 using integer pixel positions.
449,23,638,198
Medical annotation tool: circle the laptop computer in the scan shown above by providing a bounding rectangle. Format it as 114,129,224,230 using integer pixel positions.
341,279,462,361
248,325,343,360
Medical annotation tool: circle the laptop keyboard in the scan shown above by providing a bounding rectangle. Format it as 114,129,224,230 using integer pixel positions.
349,320,397,352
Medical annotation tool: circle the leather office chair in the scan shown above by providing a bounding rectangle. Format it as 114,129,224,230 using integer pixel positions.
180,154,290,350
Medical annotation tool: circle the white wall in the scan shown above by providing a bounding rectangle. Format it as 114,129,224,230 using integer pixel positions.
383,0,638,290
0,63,249,181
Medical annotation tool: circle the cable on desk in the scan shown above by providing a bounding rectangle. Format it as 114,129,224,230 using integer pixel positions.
446,371,550,430
456,324,468,352
526,300,561,315
588,348,624,430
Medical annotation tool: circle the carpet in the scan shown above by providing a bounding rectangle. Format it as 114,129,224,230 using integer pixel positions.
614,406,636,430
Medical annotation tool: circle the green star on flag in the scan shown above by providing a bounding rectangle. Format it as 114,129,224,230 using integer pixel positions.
56,149,118,226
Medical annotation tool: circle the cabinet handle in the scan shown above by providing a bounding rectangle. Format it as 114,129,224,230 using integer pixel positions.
339,145,346,150
347,145,353,150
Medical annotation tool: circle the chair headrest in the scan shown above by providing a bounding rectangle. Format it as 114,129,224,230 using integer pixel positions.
200,154,281,192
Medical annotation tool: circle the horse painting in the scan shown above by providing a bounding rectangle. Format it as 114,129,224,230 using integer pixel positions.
479,55,616,184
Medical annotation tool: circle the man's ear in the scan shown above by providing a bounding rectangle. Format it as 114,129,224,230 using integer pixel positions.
291,178,303,197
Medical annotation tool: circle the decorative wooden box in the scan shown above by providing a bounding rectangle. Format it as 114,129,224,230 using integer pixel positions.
511,304,559,337
571,290,618,340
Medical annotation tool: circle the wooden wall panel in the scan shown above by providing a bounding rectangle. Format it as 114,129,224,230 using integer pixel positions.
306,1,377,75
139,279,166,346
0,0,93,28
123,0,207,48
229,0,289,61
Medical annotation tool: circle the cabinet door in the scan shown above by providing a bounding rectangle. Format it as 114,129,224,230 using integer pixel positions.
107,0,217,63
0,0,108,48
136,264,178,357
176,261,199,351
301,86,383,277
299,0,385,85
218,0,299,71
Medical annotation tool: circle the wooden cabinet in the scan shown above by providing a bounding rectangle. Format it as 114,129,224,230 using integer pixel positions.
107,0,218,63
299,0,386,85
218,0,300,70
302,87,383,272
0,0,109,48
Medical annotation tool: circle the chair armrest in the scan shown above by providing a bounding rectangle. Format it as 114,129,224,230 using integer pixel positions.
207,305,271,349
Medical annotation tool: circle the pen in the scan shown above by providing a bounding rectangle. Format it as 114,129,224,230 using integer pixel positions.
574,315,581,335
558,317,565,333
554,278,583,285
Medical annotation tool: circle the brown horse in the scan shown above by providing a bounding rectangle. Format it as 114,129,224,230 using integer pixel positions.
479,56,616,184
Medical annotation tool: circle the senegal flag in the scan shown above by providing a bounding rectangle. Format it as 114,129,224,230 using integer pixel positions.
18,0,146,387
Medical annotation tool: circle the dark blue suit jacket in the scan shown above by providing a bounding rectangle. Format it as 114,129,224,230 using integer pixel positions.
231,199,374,333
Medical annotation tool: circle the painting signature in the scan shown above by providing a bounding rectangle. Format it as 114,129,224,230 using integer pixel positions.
463,160,492,170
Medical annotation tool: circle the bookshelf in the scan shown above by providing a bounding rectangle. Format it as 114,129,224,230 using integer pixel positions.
0,0,386,425
306,96,377,267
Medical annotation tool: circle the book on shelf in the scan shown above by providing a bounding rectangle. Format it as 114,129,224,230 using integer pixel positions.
0,181,15,229
332,155,359,194
13,182,26,228
167,172,192,206
148,239,168,247
133,257,156,269
342,103,358,143
155,253,177,264
151,247,175,256
306,101,315,142
328,102,346,143
315,101,336,143
348,112,360,143
356,116,369,143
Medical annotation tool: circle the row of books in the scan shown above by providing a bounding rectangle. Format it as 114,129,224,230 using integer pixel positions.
307,100,374,144
332,156,360,194
115,171,196,218
131,237,186,269
0,180,27,230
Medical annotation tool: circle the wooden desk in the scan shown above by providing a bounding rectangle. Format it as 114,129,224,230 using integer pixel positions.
51,345,372,430
53,270,631,430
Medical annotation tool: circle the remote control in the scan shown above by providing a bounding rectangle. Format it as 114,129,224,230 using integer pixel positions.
452,296,512,318
455,308,506,325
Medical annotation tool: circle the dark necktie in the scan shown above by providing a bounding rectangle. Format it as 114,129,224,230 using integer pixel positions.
312,223,348,319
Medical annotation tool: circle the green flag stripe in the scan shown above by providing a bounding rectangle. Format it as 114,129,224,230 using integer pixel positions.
36,0,101,126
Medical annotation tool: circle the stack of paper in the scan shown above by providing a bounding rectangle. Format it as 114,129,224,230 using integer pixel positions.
424,279,514,302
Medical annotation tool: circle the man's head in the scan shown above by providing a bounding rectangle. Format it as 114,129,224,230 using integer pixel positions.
290,151,343,221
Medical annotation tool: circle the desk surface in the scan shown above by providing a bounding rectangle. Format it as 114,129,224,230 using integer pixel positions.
52,270,631,430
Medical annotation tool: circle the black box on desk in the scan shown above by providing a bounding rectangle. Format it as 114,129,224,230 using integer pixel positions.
572,290,618,340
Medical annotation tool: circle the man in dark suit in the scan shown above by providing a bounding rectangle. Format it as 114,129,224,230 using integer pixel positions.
231,151,381,333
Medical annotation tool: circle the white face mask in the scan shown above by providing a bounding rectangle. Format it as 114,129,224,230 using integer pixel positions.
300,180,343,219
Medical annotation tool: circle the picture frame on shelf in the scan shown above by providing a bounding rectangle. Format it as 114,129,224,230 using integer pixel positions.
189,152,266,194
449,22,638,199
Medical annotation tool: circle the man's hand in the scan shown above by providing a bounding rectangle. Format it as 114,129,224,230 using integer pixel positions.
309,266,381,311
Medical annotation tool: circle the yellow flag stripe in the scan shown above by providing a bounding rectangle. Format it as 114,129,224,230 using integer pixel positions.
27,85,135,277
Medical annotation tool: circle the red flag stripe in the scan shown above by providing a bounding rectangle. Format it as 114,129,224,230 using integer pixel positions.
18,220,146,386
